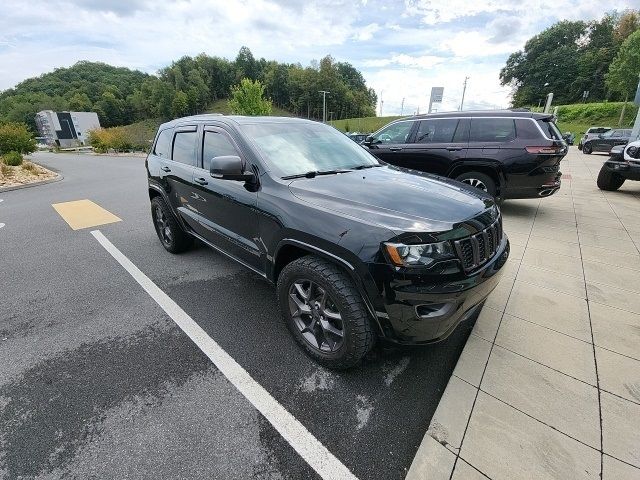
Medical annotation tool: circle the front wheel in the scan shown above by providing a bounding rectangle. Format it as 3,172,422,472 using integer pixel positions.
583,143,593,154
597,165,625,191
455,171,497,197
277,256,374,369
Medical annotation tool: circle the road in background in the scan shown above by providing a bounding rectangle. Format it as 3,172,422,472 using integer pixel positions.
0,152,475,479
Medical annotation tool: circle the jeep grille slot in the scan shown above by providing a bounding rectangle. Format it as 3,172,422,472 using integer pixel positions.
454,216,502,272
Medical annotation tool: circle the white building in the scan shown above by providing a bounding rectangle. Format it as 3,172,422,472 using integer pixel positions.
35,110,101,147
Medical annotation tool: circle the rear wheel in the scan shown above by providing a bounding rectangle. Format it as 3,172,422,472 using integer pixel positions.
277,256,374,369
151,196,193,253
583,143,593,154
455,171,497,197
597,165,625,191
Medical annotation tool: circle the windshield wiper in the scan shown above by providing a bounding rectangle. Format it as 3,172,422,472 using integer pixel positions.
282,169,351,179
350,164,383,170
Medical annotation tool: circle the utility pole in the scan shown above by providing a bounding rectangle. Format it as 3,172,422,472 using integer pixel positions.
459,76,470,111
379,89,384,116
329,111,334,124
400,98,405,116
318,90,330,123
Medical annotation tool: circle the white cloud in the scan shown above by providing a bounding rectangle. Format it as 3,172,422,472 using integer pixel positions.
353,23,381,41
363,54,443,69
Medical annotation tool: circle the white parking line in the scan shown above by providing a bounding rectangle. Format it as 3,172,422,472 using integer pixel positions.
90,229,357,480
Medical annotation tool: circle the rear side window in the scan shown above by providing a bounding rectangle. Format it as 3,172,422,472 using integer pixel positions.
415,119,460,143
202,131,239,171
515,119,541,140
172,131,198,165
470,118,515,143
536,120,563,140
153,128,173,157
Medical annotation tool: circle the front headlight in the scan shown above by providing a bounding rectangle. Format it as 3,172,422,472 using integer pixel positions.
384,241,455,267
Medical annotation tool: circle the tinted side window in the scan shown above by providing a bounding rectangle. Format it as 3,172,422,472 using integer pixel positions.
172,131,197,165
415,119,460,143
373,121,413,144
470,118,516,143
515,119,541,139
203,131,239,171
153,128,173,157
612,130,622,138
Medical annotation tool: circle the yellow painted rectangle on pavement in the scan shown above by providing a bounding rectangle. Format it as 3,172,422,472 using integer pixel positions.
52,199,121,230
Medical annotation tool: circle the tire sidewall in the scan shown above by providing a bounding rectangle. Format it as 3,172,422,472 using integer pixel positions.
455,171,497,197
583,144,592,154
277,262,361,366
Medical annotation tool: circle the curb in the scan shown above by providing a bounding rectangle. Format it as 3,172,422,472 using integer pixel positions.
0,173,63,193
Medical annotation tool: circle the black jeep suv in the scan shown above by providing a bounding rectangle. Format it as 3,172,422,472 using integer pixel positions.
364,110,567,199
147,115,509,369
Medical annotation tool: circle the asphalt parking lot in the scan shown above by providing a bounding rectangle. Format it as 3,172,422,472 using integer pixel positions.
0,152,478,479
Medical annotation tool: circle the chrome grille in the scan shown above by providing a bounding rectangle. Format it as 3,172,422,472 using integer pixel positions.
454,216,502,272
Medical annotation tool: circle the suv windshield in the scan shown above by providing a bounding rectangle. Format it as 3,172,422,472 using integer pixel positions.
242,122,380,177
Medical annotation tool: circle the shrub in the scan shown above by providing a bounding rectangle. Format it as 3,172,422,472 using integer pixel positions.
22,161,38,172
1,163,11,177
2,151,23,166
0,122,37,155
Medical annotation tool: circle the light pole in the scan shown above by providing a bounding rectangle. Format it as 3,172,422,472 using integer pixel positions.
459,76,470,111
318,90,330,123
379,89,384,116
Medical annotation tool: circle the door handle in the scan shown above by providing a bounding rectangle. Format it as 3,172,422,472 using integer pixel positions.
389,147,403,152
194,177,208,186
447,147,463,151
160,166,171,172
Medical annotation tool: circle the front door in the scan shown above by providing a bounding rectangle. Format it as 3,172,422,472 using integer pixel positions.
188,126,261,271
366,120,416,167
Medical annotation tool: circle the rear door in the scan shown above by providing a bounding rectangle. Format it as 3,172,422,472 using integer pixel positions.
365,120,417,166
161,125,199,223
467,117,517,161
401,118,468,175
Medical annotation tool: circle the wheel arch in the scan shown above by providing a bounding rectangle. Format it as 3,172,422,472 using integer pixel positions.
448,162,504,194
272,239,382,334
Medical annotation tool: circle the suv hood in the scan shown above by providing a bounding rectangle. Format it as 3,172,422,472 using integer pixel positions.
288,165,496,236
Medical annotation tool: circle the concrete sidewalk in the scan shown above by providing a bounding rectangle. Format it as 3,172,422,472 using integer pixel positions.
407,147,640,480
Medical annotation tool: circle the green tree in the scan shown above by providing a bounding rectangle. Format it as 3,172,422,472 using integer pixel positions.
0,122,37,154
171,90,190,117
68,92,92,111
606,30,640,100
229,79,272,116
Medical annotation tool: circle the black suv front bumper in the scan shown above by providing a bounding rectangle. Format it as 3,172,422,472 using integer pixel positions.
373,236,509,344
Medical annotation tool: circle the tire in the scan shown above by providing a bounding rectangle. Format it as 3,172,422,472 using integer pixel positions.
455,171,497,197
151,195,193,253
583,143,593,154
597,165,625,191
277,255,374,369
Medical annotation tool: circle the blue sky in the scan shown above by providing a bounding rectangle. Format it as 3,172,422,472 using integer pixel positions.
1,0,637,114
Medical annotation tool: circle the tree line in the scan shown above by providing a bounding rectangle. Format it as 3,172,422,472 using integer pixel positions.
500,10,640,106
0,47,377,132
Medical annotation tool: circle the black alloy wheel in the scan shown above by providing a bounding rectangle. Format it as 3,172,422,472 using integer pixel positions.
277,255,374,369
583,143,593,154
150,196,193,253
288,279,345,353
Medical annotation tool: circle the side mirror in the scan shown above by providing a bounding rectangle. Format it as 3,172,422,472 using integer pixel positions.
364,135,374,145
210,155,255,182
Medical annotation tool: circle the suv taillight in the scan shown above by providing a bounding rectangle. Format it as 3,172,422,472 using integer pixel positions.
526,146,564,155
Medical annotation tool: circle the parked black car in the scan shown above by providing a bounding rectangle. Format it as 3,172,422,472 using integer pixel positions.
597,140,640,191
363,110,567,199
582,128,632,154
147,115,509,369
562,132,575,145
